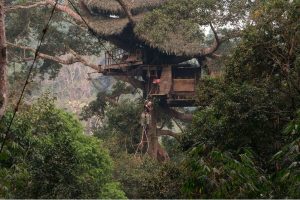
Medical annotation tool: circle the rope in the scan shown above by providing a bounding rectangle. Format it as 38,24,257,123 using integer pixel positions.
134,124,150,157
134,126,145,157
0,1,59,154
144,126,149,154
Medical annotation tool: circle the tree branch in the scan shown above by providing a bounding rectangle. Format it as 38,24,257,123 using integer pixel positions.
6,1,47,11
163,107,193,123
7,42,99,71
197,23,221,57
6,0,83,24
116,76,144,89
157,129,180,141
68,48,99,70
158,120,166,130
172,118,184,133
115,0,135,25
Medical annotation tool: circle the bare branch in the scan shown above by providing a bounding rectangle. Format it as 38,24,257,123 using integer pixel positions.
68,49,99,70
7,42,99,71
6,1,47,11
6,0,83,24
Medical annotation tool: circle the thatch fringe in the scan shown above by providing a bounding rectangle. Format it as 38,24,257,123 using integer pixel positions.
136,31,206,57
83,11,145,37
83,0,167,16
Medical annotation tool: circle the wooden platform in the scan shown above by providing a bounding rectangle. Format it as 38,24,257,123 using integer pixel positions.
167,99,196,107
102,61,143,70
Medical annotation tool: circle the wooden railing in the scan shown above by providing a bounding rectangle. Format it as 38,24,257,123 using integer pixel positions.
104,49,126,66
104,49,142,67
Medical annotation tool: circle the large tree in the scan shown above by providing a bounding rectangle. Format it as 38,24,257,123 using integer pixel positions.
79,0,253,160
3,0,251,161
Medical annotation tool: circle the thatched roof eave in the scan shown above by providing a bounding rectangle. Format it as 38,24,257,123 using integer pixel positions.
82,0,168,16
136,33,207,58
83,12,145,37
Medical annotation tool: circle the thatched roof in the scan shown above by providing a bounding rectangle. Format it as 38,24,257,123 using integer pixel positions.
83,0,167,16
81,0,215,61
137,31,206,57
84,13,145,37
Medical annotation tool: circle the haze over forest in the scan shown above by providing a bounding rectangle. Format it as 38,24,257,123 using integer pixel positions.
0,0,299,199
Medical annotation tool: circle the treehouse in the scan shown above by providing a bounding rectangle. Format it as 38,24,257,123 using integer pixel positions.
101,49,200,106
146,64,200,107
81,0,221,107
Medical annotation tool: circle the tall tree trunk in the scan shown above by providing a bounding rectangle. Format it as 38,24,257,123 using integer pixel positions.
147,108,169,161
147,108,158,159
0,0,7,119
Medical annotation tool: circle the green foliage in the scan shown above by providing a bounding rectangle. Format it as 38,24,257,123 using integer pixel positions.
0,95,125,199
183,147,271,198
181,1,300,198
89,99,143,155
225,0,300,85
80,80,184,198
113,153,184,199
3,0,297,199
81,91,109,120
106,101,142,139
136,0,253,47
271,111,300,198
6,0,103,79
181,81,287,198
81,81,137,121
184,81,287,159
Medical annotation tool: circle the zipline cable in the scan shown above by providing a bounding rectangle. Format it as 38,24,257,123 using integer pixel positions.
0,0,58,154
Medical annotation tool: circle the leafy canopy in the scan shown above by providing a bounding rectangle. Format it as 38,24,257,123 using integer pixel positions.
0,95,126,199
